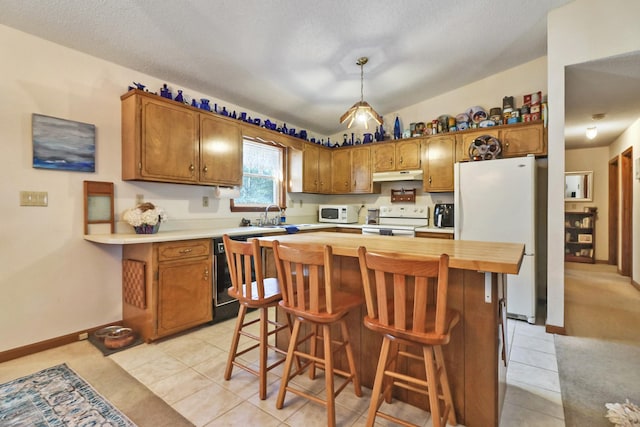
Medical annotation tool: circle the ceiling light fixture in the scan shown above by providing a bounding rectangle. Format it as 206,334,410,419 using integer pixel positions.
586,113,605,140
339,57,382,129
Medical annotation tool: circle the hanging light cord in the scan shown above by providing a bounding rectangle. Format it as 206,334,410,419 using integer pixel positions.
360,61,364,103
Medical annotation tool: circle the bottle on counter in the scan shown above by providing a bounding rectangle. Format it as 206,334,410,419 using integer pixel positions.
280,209,286,224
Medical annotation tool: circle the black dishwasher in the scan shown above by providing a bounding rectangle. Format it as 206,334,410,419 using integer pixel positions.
212,234,263,323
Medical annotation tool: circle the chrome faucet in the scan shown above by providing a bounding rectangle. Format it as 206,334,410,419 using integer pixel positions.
264,204,280,225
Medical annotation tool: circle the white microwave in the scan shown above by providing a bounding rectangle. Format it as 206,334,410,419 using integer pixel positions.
318,204,359,224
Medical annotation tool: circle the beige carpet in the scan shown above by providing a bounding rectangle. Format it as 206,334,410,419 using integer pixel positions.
0,340,193,427
564,262,640,344
556,262,640,427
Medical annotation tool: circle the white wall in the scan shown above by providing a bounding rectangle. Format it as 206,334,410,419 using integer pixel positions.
0,25,321,352
608,118,640,277
547,0,640,328
565,146,610,261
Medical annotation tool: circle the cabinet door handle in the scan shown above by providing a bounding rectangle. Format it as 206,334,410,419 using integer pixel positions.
203,268,209,280
189,164,195,174
429,176,432,184
202,165,208,174
400,156,404,164
178,248,193,254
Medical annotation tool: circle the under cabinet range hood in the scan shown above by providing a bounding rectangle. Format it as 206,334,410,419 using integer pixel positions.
372,169,424,182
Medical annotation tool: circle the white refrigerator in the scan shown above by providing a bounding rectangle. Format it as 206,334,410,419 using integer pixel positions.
454,156,536,323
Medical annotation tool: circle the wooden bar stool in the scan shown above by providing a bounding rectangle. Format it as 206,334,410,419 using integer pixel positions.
357,247,460,427
222,234,292,400
272,241,363,427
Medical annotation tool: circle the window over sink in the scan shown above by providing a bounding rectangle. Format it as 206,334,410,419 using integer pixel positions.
230,138,286,212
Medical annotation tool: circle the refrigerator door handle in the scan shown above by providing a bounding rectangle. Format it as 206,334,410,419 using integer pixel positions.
454,163,461,238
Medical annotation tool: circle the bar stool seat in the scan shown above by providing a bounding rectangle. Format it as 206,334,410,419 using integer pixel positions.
358,247,460,427
222,234,293,400
272,241,363,427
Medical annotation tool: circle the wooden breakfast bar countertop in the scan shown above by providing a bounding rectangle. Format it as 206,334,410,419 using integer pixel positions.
256,232,525,427
256,231,524,274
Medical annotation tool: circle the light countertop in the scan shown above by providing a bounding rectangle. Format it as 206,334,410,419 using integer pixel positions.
83,223,453,245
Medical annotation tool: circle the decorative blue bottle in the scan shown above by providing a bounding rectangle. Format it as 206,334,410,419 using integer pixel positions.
393,116,401,140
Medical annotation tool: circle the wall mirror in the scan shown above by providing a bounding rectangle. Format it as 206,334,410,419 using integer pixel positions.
564,171,593,201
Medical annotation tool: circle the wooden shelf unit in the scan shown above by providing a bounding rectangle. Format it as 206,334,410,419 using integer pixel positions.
565,210,596,263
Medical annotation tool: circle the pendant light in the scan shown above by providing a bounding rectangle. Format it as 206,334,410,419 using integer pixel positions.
339,57,382,129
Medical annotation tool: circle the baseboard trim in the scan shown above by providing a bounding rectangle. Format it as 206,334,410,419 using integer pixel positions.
0,321,123,363
545,324,566,335
632,279,640,292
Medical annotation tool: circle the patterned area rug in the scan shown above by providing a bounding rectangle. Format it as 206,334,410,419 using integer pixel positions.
0,363,136,426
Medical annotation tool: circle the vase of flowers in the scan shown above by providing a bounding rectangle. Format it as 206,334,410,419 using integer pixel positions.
122,202,167,234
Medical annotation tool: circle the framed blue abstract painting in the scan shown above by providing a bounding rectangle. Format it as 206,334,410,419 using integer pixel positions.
32,113,96,172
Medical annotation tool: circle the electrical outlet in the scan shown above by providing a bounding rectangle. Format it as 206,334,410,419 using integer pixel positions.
135,194,144,205
20,191,48,206
78,332,88,340
202,196,209,207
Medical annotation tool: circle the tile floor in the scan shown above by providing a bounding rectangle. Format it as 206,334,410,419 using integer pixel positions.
104,309,565,427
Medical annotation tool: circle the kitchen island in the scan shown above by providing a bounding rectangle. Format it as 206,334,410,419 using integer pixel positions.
256,232,524,427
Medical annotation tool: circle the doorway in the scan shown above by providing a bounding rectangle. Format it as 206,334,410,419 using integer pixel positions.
621,147,633,277
608,157,618,266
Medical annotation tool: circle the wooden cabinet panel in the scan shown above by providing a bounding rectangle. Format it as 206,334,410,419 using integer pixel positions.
318,149,331,193
501,122,546,157
458,128,501,162
423,135,455,192
372,143,395,172
138,96,199,182
122,90,242,186
351,146,378,193
331,149,351,193
455,122,546,162
302,145,320,193
157,257,212,336
302,144,331,193
200,115,243,186
372,139,421,172
396,139,421,170
158,239,210,262
123,238,213,342
415,231,454,239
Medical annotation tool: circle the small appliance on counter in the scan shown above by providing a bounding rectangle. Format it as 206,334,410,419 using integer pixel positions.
433,203,454,228
318,204,359,224
366,208,379,224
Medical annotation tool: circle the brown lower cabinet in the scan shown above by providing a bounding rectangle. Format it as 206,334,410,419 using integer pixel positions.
122,239,213,342
415,231,454,239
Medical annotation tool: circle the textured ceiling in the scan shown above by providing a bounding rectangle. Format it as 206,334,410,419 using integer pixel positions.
5,0,632,147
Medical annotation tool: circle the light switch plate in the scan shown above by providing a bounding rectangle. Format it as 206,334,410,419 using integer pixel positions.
20,191,48,206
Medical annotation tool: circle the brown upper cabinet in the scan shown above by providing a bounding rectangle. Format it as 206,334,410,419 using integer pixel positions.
301,143,332,193
372,139,421,172
121,90,242,186
330,145,380,194
422,134,456,192
455,121,546,162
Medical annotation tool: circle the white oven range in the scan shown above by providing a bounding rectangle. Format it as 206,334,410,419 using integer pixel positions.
361,205,429,237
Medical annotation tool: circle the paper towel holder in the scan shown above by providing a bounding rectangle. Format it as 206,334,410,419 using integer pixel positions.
214,186,241,199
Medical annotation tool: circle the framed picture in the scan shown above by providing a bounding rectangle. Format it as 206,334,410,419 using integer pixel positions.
578,234,592,243
32,113,95,172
